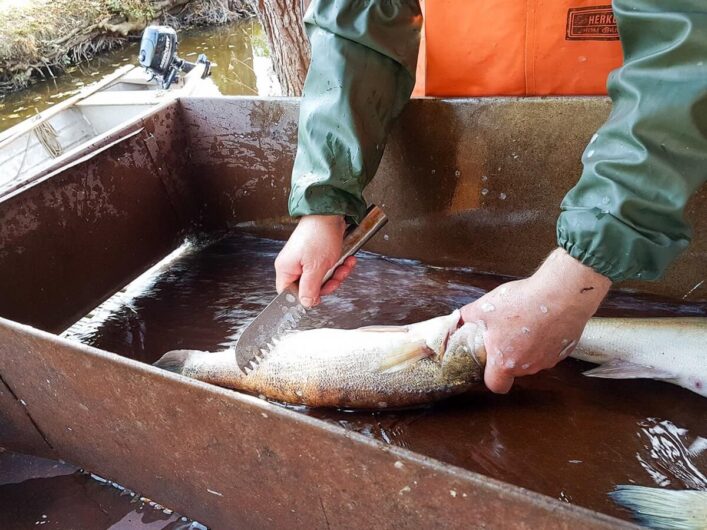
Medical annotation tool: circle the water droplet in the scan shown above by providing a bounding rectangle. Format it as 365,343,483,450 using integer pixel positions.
394,461,404,469
450,490,457,497
505,359,516,369
481,188,489,196
521,327,531,334
521,362,531,370
481,175,488,182
481,302,495,312
499,192,507,200
455,170,461,177
383,234,390,241
539,304,549,314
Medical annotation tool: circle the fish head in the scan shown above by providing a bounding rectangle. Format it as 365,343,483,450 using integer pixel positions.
406,309,463,358
439,321,487,383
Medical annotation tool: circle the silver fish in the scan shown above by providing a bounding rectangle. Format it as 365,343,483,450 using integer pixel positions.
155,312,706,408
155,310,486,409
574,317,707,398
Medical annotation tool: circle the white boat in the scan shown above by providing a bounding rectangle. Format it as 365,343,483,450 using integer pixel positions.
0,34,219,198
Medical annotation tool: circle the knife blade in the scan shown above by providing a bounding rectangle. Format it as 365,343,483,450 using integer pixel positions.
234,205,388,372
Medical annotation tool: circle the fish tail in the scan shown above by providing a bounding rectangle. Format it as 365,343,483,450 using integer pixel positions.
610,485,707,530
153,350,194,375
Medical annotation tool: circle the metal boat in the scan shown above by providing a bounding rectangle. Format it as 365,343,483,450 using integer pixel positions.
0,26,219,198
0,94,704,529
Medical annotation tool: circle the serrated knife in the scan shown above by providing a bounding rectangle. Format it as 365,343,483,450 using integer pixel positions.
234,205,388,372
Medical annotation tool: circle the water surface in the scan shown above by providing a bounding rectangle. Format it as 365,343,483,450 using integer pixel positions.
59,232,707,523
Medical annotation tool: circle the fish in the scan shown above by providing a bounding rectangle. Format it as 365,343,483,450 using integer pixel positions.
155,313,707,529
155,310,487,409
154,313,707,408
572,317,707,398
609,486,707,530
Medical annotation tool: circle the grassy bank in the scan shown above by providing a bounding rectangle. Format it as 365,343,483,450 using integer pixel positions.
0,0,254,94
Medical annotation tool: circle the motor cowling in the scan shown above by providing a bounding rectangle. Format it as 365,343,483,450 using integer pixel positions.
139,26,178,77
138,25,211,89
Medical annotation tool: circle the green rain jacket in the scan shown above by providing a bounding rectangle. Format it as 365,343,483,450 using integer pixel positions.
289,0,707,283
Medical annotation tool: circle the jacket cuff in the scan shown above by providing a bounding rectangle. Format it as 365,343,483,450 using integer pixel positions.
556,210,690,283
289,183,367,224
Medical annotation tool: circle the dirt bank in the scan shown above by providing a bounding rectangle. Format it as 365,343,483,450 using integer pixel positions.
0,0,254,94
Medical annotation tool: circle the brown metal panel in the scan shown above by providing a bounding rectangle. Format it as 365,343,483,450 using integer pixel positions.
0,372,56,458
0,102,194,334
0,318,633,529
181,96,706,301
182,97,298,227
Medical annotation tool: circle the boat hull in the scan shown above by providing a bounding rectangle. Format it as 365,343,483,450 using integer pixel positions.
0,96,704,529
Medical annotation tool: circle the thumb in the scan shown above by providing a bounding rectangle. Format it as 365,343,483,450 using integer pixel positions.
460,297,515,394
298,261,329,308
484,363,515,394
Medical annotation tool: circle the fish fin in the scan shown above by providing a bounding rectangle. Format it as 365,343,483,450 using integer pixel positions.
610,485,707,530
358,325,409,333
153,350,194,375
378,340,435,374
582,360,674,381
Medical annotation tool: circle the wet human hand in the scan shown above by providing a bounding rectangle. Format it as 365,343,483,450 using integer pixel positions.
274,215,356,308
461,248,611,393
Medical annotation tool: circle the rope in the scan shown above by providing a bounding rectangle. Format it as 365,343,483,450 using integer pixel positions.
34,120,63,158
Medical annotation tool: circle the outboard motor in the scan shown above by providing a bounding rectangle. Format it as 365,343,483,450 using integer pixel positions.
138,25,211,89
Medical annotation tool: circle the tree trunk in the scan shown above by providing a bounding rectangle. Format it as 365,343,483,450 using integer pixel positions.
255,0,310,96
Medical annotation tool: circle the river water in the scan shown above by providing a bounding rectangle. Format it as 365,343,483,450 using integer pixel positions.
0,18,274,134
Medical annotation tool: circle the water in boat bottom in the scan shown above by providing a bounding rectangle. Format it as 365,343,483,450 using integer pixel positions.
8,231,705,527
0,450,205,529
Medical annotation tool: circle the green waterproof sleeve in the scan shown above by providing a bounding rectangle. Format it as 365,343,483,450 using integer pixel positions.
557,0,707,283
288,0,422,223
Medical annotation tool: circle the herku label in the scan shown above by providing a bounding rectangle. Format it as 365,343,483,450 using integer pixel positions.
566,5,619,41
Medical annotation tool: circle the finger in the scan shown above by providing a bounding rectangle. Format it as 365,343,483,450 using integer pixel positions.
484,366,515,394
298,263,328,308
276,270,300,294
275,255,302,294
460,299,485,325
320,264,353,295
320,279,341,296
343,256,357,269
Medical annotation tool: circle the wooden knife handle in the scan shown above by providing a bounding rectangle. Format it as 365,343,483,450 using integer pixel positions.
321,205,388,284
